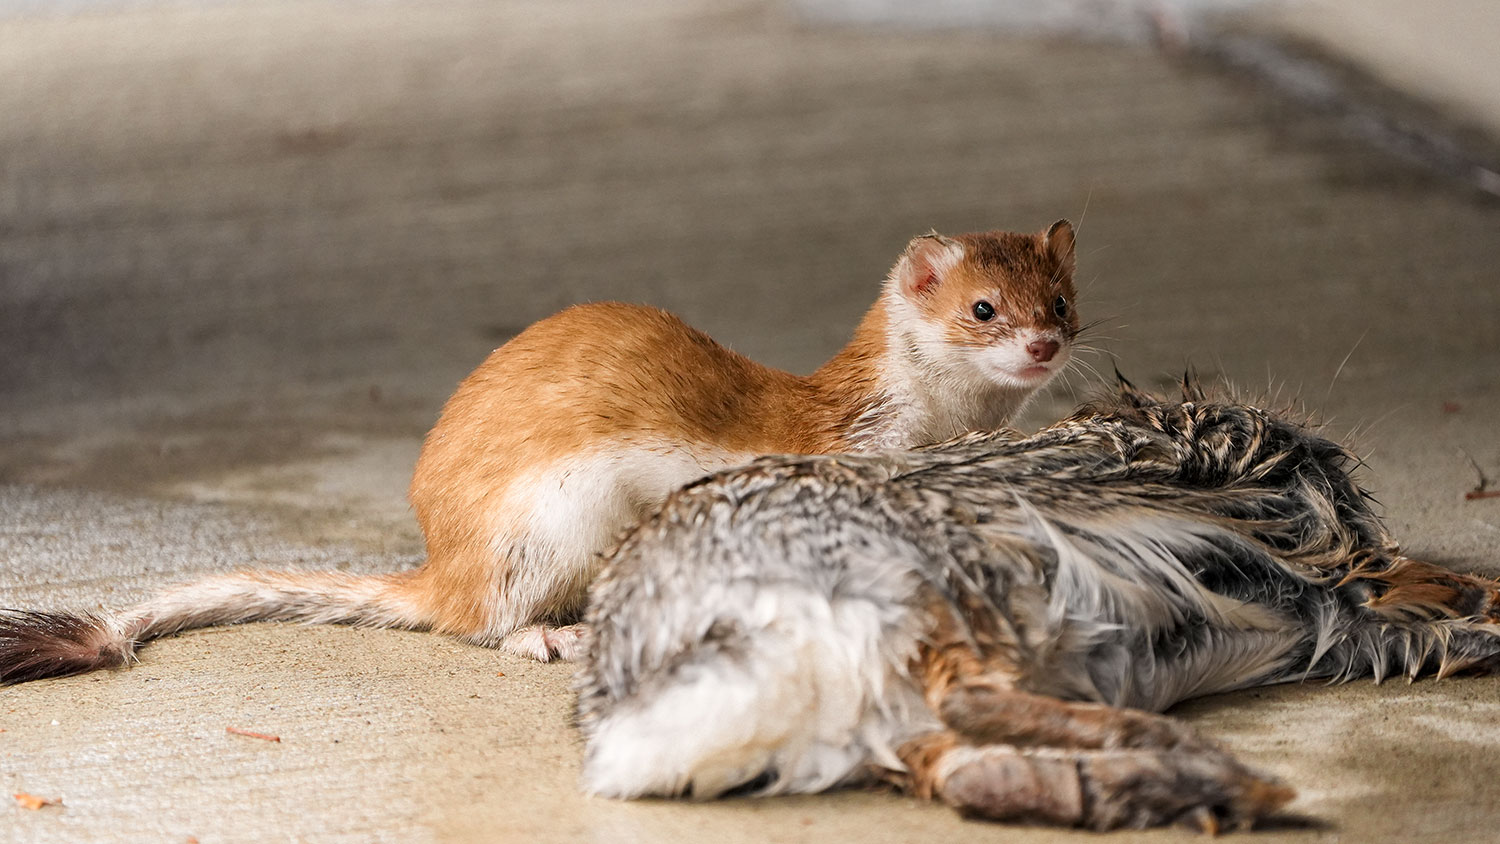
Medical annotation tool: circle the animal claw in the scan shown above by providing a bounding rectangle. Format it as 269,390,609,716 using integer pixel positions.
1182,805,1219,836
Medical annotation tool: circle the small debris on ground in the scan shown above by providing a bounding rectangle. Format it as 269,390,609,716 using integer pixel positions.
1461,448,1500,500
13,792,61,810
1443,401,1462,414
226,726,281,742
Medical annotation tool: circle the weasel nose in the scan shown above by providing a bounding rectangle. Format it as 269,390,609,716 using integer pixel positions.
1026,339,1060,363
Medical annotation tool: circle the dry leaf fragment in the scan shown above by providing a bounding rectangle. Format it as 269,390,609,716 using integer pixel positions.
226,726,281,742
13,792,61,810
1460,448,1499,501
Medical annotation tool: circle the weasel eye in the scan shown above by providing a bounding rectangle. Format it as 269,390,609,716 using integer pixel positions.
1053,295,1068,319
972,301,996,322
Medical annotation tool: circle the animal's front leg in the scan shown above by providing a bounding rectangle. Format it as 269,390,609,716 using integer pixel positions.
938,680,1212,752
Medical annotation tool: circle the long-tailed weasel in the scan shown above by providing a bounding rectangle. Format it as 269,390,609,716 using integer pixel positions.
0,221,1081,679
578,380,1500,831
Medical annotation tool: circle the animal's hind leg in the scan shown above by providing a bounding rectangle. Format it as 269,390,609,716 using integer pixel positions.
899,605,1290,829
896,674,1293,829
487,448,719,663
500,623,590,662
895,728,1293,832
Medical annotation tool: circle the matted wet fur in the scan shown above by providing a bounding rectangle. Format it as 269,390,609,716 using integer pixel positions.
576,379,1500,831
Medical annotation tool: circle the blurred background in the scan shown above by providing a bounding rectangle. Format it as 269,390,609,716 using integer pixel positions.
1,1,1498,842
3,0,1496,412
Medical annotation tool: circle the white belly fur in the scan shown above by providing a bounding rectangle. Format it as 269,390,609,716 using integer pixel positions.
482,441,755,638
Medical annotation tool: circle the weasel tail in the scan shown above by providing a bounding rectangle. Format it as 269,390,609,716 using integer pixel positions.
2,222,1090,674
0,570,427,684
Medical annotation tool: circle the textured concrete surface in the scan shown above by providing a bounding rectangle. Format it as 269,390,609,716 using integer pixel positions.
2,1,1499,842
1241,0,1500,138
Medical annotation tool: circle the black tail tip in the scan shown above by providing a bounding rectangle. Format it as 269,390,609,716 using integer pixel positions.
0,609,131,685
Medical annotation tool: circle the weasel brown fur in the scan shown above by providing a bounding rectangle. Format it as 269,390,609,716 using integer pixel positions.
0,222,1082,678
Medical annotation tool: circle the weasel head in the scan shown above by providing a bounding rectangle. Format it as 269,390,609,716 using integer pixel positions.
887,220,1079,395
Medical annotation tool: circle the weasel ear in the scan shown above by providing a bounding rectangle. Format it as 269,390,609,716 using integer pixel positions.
1044,219,1076,276
895,233,962,299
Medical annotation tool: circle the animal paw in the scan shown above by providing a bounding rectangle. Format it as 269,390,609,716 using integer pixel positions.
935,743,1294,832
1078,747,1294,832
501,624,591,662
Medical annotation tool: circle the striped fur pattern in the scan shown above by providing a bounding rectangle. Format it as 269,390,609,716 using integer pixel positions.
576,379,1500,831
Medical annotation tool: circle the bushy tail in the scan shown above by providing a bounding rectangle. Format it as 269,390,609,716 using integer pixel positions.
0,569,426,684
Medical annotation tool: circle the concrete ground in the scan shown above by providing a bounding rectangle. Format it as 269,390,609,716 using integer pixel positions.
2,1,1499,841
1243,0,1500,139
